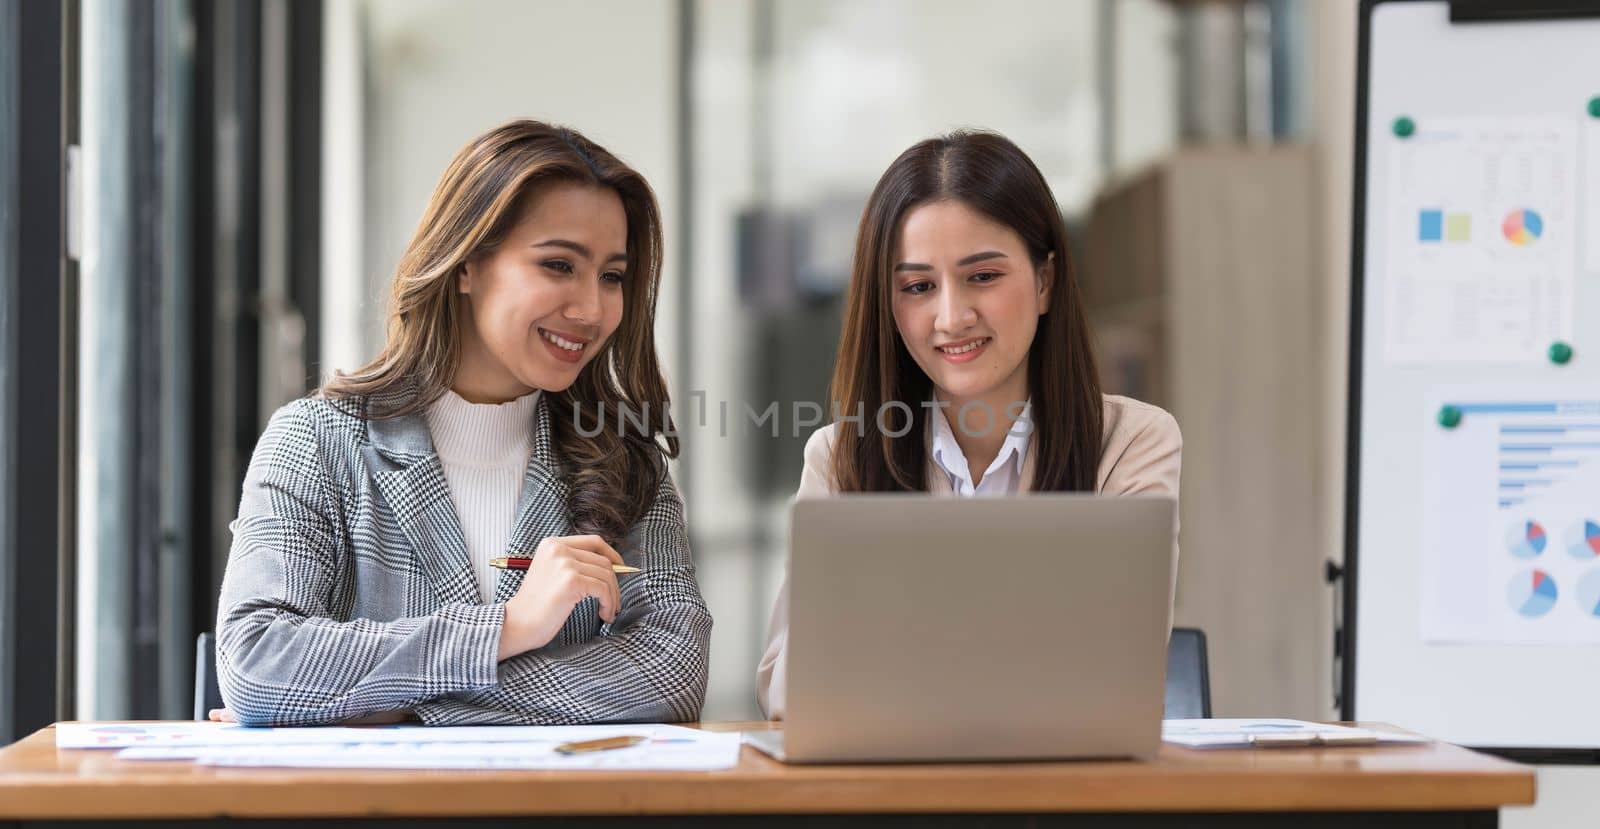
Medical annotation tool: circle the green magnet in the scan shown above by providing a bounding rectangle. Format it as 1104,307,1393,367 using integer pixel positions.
1589,96,1600,118
1393,116,1416,138
1549,341,1574,365
1438,405,1462,429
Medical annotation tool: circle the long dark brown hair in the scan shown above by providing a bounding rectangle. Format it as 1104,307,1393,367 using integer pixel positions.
321,119,675,538
829,130,1102,493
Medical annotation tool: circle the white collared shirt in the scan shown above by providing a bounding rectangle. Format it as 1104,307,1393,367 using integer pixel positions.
929,399,1033,496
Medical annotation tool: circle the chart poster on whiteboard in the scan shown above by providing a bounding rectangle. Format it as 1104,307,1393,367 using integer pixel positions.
1383,118,1577,363
1421,387,1600,644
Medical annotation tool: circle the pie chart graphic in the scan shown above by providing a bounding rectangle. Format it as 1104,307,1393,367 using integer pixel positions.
1506,520,1548,558
1508,570,1558,618
1577,570,1600,619
1566,520,1600,560
1502,209,1544,246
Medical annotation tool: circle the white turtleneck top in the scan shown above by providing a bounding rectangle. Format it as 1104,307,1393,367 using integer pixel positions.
423,389,540,603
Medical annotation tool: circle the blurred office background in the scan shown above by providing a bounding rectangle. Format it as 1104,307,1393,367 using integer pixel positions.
3,0,1350,734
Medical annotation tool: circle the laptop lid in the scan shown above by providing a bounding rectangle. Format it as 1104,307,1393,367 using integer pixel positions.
783,494,1175,763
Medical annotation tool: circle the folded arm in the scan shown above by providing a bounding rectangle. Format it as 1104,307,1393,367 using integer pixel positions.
412,476,713,724
216,401,503,726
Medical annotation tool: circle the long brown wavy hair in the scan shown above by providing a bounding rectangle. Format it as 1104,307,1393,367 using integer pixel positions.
830,130,1102,493
321,119,676,538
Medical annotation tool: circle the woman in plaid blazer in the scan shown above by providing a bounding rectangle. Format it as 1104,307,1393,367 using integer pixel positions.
214,120,712,726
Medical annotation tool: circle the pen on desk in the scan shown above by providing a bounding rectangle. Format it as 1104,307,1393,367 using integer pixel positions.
489,556,642,575
553,735,649,755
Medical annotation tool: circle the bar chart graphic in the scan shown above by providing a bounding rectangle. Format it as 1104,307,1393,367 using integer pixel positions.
1469,403,1600,511
1418,209,1473,242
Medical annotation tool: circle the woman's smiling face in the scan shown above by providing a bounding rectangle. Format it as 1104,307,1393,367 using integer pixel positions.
890,198,1051,410
455,180,629,401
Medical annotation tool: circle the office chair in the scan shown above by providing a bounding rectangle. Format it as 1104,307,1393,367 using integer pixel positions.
193,632,224,721
1163,627,1212,719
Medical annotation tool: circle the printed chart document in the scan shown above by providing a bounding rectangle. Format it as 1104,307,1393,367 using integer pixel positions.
1163,720,1428,749
56,721,658,749
1383,118,1577,363
56,722,741,771
1421,388,1600,644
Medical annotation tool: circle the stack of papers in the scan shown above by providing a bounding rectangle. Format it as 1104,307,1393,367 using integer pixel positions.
55,722,742,770
1162,719,1430,749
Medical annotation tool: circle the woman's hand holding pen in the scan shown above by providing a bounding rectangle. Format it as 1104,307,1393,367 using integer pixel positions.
497,535,626,661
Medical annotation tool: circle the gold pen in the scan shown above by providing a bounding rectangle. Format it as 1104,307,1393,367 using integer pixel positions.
553,735,649,755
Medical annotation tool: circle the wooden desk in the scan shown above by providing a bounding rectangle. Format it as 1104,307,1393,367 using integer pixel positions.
0,722,1533,828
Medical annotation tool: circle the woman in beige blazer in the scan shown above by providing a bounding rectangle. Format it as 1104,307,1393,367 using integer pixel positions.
757,130,1182,719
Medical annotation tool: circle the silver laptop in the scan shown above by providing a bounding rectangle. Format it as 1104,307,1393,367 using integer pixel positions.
748,494,1176,764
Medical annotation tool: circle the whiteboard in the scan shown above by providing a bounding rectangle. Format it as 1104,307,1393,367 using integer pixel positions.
1349,0,1600,750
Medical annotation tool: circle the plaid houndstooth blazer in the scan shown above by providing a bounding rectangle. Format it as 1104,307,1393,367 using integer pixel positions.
215,389,712,726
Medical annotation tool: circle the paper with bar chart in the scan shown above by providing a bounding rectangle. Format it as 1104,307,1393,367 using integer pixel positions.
1383,118,1577,362
1422,388,1600,643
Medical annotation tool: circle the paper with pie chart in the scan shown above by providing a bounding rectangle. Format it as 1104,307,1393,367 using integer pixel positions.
1383,117,1577,363
1421,387,1600,643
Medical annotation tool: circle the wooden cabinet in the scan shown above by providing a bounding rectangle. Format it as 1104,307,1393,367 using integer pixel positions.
1083,146,1331,720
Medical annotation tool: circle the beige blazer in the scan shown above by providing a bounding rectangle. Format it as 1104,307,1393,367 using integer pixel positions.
756,394,1182,719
